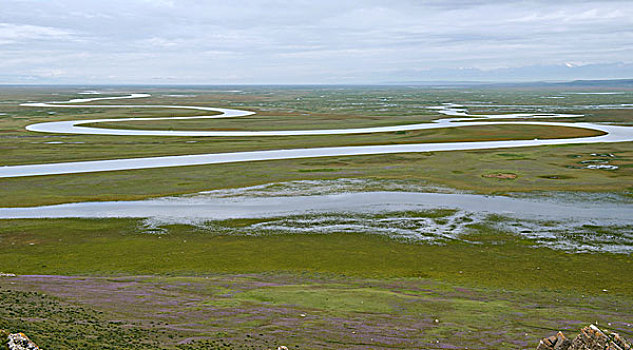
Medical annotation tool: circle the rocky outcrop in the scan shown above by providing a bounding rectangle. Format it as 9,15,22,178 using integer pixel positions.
537,325,631,350
1,331,40,350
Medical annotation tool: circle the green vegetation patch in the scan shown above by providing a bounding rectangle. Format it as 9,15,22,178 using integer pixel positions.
0,218,631,295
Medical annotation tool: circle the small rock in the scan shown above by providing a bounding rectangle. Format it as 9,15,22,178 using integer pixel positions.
536,331,571,350
7,332,40,350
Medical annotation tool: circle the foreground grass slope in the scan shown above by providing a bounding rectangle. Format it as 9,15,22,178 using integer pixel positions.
1,216,632,349
2,272,632,349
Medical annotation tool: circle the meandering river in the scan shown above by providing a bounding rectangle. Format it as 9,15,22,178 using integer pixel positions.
1,93,632,178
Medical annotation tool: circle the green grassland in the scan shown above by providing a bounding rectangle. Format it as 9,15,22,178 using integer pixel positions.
1,88,607,167
1,217,632,349
0,87,630,208
0,86,632,349
1,217,631,294
0,87,630,207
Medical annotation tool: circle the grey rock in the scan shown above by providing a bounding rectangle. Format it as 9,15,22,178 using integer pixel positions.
7,332,40,350
537,331,572,350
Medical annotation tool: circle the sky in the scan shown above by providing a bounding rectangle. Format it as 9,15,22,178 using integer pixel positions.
1,0,632,84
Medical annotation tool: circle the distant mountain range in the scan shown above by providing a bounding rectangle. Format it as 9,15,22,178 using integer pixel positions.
550,78,633,87
384,78,633,89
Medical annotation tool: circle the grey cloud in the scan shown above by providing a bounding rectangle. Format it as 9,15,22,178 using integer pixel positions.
0,0,631,83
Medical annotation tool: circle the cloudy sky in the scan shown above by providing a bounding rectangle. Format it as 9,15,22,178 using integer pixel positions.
1,0,632,84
